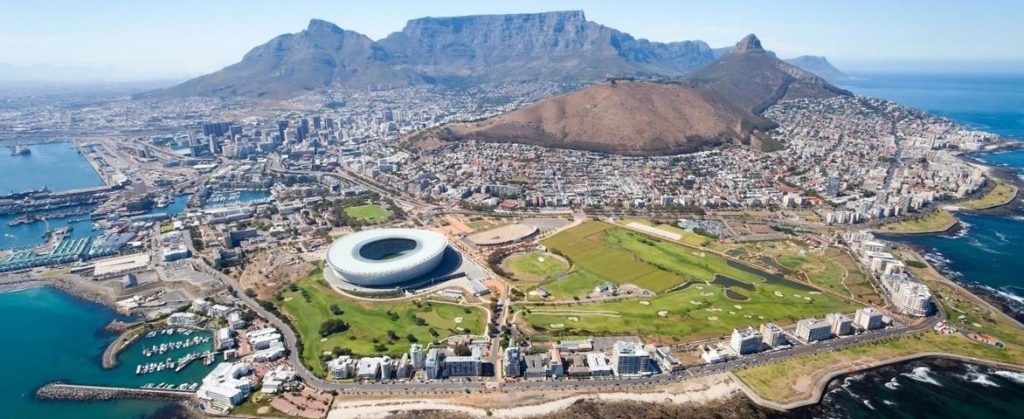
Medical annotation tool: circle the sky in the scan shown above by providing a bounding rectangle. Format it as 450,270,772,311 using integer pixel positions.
1,0,1022,81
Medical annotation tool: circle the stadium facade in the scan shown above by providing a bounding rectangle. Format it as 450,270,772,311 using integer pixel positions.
325,228,448,287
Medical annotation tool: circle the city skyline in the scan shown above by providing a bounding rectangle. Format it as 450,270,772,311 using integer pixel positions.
2,0,1023,81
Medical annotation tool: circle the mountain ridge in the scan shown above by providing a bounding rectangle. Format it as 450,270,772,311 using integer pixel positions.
152,11,846,99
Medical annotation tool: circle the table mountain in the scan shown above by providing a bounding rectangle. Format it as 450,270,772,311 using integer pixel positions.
154,11,721,98
411,35,851,156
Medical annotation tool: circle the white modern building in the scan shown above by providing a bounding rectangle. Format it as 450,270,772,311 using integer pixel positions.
760,323,787,348
796,318,832,342
826,313,853,336
198,362,251,410
325,228,448,287
854,307,884,330
730,327,763,355
611,341,650,376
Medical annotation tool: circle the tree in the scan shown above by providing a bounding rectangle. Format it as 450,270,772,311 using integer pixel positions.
406,334,418,343
330,304,344,316
319,319,350,337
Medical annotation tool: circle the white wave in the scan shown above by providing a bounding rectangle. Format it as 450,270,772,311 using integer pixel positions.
993,370,1024,384
993,288,1024,305
901,366,943,386
883,400,896,406
993,230,1009,243
968,237,1004,255
970,373,1001,387
863,399,876,410
884,377,900,390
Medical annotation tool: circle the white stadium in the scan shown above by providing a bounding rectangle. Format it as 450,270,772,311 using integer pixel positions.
325,228,449,287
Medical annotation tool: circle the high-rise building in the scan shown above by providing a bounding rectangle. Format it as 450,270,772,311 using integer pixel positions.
826,313,853,336
730,327,763,355
796,318,832,342
611,341,650,376
410,344,425,370
854,307,884,330
760,323,787,347
425,348,445,380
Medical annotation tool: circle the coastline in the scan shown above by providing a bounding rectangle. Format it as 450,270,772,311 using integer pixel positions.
733,352,1024,412
0,274,117,308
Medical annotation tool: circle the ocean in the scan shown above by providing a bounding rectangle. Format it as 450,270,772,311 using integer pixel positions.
789,359,1024,419
0,287,202,419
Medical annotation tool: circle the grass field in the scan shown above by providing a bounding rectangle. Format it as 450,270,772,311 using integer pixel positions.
503,251,569,282
345,204,391,222
878,209,957,233
275,269,485,376
959,180,1018,210
523,221,856,341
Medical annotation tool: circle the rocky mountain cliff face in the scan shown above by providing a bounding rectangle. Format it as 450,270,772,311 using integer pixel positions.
156,11,718,98
155,11,848,99
414,35,851,156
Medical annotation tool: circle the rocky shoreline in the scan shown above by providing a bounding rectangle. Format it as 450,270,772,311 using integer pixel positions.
0,274,117,308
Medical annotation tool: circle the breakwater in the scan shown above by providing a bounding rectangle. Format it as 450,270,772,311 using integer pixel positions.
35,382,195,402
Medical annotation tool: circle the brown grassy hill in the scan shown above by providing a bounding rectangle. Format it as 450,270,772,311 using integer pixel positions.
411,34,851,156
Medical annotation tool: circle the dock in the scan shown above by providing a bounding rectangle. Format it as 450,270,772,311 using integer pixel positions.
35,382,195,402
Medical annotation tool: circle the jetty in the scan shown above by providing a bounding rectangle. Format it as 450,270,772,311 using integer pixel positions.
35,382,195,402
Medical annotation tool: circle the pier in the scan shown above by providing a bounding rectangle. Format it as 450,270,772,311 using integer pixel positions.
35,382,195,402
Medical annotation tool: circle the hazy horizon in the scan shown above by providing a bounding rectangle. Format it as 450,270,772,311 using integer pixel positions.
2,1,1023,82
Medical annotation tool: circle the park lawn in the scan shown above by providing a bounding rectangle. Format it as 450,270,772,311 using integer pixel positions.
344,204,391,222
959,180,1018,210
878,209,957,233
735,331,1024,405
522,278,855,342
503,251,569,282
275,271,485,377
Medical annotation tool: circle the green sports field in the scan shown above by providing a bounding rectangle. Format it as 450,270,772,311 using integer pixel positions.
503,251,569,282
344,204,391,222
275,269,485,377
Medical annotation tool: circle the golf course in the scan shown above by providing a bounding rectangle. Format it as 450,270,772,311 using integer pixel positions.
519,221,857,342
274,268,486,377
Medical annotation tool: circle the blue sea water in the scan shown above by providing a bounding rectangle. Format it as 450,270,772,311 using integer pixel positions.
0,287,205,419
0,142,105,193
